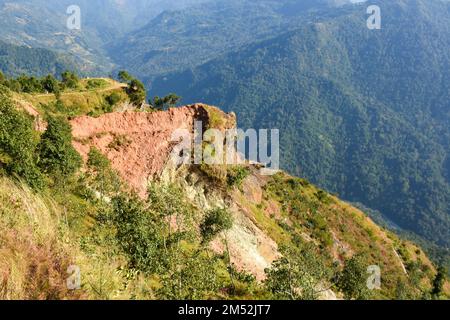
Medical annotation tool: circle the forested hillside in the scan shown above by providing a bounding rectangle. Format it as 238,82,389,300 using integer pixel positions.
152,0,450,249
0,0,208,74
108,0,338,79
0,41,77,77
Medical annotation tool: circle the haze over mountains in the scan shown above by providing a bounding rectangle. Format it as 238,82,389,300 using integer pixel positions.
0,0,209,73
0,0,448,261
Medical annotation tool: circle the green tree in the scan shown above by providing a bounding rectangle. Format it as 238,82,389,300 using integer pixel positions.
111,194,165,273
38,115,82,178
17,75,43,93
336,255,371,300
41,74,60,93
87,147,121,196
118,70,132,82
0,95,44,189
150,94,181,110
126,78,146,106
163,93,181,108
117,71,147,107
265,244,332,300
150,96,164,110
431,266,447,298
61,70,79,90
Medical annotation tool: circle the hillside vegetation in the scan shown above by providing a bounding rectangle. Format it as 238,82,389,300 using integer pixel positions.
6,0,448,260
0,80,448,300
108,0,335,79
0,41,78,78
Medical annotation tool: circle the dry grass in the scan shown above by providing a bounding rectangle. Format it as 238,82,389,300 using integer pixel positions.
0,176,158,300
0,177,84,299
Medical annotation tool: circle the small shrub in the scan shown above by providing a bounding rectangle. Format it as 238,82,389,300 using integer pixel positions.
87,148,110,171
105,92,121,106
107,134,131,151
199,163,228,186
227,166,250,188
86,79,107,90
315,190,331,204
200,208,233,244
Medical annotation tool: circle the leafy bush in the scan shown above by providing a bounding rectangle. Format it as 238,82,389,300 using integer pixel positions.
87,147,121,196
86,79,107,90
265,244,332,300
157,254,221,300
199,163,228,187
336,255,371,300
87,148,110,171
0,95,44,189
61,71,80,90
111,194,167,274
227,166,250,188
315,190,331,204
111,183,195,274
105,92,121,106
38,115,82,178
200,208,233,244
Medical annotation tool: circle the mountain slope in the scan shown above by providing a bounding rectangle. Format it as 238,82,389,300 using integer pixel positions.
108,0,341,79
0,0,213,74
152,0,450,249
0,41,78,77
1,82,447,299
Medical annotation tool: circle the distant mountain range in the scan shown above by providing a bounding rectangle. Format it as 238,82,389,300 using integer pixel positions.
0,0,209,74
107,0,344,79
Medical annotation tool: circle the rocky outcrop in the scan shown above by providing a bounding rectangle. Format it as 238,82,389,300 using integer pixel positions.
69,104,281,281
70,104,234,197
